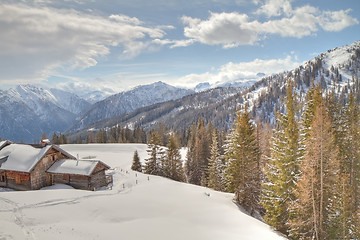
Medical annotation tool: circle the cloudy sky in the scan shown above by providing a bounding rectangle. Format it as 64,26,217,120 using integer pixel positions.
0,0,359,93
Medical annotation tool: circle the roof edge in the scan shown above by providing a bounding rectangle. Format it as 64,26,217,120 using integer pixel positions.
28,145,77,173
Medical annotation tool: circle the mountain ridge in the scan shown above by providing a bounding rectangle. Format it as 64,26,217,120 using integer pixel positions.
66,40,360,138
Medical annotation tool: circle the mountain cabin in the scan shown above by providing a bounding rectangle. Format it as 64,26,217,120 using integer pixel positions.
0,140,112,191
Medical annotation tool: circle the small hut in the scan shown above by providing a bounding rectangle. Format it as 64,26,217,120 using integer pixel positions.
0,141,112,191
47,159,111,190
0,142,76,190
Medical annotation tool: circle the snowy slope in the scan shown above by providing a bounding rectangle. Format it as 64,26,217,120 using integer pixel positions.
49,88,91,115
0,85,91,142
69,81,195,131
194,73,265,92
0,144,285,240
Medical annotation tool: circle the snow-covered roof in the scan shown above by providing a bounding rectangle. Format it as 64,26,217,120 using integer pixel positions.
47,159,109,176
0,140,12,151
0,144,75,173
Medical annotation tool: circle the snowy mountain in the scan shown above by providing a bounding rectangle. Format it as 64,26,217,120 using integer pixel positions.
49,88,91,115
0,144,285,240
0,85,91,142
55,82,116,104
67,40,360,136
194,72,267,92
68,81,195,131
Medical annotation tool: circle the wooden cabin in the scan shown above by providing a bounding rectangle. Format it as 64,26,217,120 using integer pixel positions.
0,141,112,191
47,159,111,190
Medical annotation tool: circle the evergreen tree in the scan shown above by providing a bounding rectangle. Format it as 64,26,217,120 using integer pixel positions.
185,118,210,185
131,150,142,172
262,82,301,235
144,132,164,176
207,130,223,191
52,132,59,144
303,81,323,139
224,106,261,215
76,135,83,144
96,129,107,143
339,92,360,238
163,133,184,181
290,100,340,240
86,131,95,143
109,127,117,143
59,133,67,144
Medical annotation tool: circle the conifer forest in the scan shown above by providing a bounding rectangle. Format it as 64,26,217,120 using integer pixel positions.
129,80,360,239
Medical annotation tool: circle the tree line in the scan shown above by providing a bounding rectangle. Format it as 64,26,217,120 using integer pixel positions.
131,79,359,239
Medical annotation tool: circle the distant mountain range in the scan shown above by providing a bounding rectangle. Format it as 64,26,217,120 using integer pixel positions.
68,81,195,132
1,40,359,143
66,40,360,139
0,82,194,142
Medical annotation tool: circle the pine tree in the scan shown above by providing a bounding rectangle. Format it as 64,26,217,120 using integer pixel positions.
163,133,184,181
144,132,164,176
131,150,142,172
76,135,83,144
290,101,340,240
262,82,301,235
224,106,261,215
52,132,59,144
303,81,323,139
207,130,223,191
185,118,210,185
339,92,360,238
59,133,67,144
96,129,107,143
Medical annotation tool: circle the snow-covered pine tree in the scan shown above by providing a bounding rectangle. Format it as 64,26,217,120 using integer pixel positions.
207,130,223,191
302,80,323,139
164,132,185,182
224,105,261,215
144,131,164,176
290,95,340,240
131,150,142,172
262,81,302,235
339,92,360,238
185,118,210,185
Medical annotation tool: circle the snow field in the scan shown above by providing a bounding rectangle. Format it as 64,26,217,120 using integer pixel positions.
0,144,285,240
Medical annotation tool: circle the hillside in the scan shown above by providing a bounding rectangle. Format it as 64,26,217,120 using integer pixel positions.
0,82,194,143
68,81,195,131
67,40,360,136
0,85,89,143
0,144,285,240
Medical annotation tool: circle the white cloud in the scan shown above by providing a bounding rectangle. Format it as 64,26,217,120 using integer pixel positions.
255,0,293,17
109,14,143,25
319,9,359,32
181,12,259,47
0,4,169,83
175,55,300,88
152,38,196,48
174,0,358,48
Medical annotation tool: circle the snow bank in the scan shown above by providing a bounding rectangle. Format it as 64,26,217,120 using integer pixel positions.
0,144,285,240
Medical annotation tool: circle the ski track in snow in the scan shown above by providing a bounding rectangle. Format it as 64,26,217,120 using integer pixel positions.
0,170,146,239
0,144,285,240
0,196,36,240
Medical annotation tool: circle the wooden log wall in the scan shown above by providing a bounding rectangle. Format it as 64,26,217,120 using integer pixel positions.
30,149,69,190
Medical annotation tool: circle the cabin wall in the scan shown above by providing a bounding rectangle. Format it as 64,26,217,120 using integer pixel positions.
90,170,107,190
69,175,91,190
0,171,31,190
30,149,68,190
0,171,6,188
51,173,70,185
51,173,91,190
